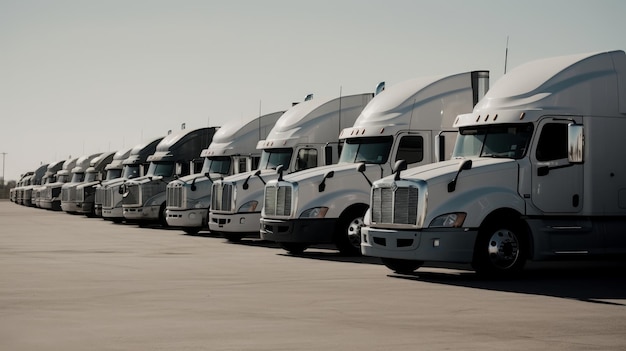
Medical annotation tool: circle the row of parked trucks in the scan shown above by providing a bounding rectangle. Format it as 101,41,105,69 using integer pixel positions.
11,50,626,277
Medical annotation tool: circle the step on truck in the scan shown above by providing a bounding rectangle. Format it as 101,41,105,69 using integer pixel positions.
61,153,103,214
361,50,626,277
209,93,375,242
101,136,163,222
165,111,284,234
33,160,65,208
74,151,117,216
122,127,218,226
40,157,78,211
260,72,489,255
93,148,133,217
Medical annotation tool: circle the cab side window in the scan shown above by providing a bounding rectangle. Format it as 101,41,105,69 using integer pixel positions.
536,123,568,161
395,136,424,164
295,148,318,171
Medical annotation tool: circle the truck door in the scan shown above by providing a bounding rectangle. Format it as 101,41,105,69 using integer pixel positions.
531,117,583,213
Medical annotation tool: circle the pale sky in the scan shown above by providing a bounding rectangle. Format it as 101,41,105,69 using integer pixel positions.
1,0,625,182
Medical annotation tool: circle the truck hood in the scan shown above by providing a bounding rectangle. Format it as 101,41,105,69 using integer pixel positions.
279,162,386,184
391,157,517,185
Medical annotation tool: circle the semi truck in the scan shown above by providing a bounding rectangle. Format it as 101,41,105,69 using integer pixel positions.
361,50,626,277
60,153,103,214
260,72,489,255
101,136,163,222
165,111,284,234
13,171,34,205
209,93,374,241
122,127,217,225
93,148,133,217
20,163,49,207
33,160,65,208
40,157,78,211
74,151,117,216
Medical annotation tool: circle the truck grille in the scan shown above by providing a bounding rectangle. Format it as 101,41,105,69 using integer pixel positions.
371,185,418,225
166,184,184,209
211,183,233,212
103,187,113,207
76,188,84,202
264,185,292,217
123,184,141,206
95,187,104,205
61,188,75,202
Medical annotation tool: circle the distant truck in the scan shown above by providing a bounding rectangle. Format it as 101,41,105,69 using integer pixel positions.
74,151,117,216
61,153,102,214
20,163,49,207
40,157,78,211
33,160,65,208
101,136,163,222
122,127,218,225
165,111,284,234
209,93,374,241
260,72,489,255
361,50,626,277
93,148,133,217
13,171,34,205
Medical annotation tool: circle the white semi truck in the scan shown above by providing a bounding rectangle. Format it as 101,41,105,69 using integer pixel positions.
101,136,163,222
93,148,133,217
33,160,65,208
61,153,103,214
122,127,218,225
165,111,284,234
74,151,117,216
40,157,78,211
20,163,49,207
260,72,489,255
361,50,626,277
209,93,374,241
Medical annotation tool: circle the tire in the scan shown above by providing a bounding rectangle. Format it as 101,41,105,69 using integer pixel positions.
279,242,308,255
183,227,201,235
333,208,367,256
472,218,527,278
159,203,169,227
381,258,423,274
223,233,244,242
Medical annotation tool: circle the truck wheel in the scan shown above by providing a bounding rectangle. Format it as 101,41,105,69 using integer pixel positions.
183,227,201,235
473,219,527,278
333,208,366,256
279,243,308,255
223,233,244,242
381,258,423,274
159,203,169,227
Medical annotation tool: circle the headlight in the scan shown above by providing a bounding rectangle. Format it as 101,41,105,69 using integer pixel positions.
429,213,466,228
238,201,258,212
300,207,328,218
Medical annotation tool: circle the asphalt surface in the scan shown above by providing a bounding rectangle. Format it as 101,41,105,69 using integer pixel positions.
1,200,625,350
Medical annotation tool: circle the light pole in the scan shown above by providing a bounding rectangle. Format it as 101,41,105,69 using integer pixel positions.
1,152,6,186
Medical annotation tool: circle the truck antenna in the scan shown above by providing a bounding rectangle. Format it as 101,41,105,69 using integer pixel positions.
504,35,509,74
338,86,342,147
259,100,262,141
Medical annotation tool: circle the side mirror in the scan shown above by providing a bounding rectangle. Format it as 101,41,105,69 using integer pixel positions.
568,123,584,163
393,160,407,181
318,170,334,192
276,165,284,181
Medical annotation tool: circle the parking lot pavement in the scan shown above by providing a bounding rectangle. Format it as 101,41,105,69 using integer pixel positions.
1,200,625,351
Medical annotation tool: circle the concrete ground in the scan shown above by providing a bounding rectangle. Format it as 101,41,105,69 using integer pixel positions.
1,200,625,351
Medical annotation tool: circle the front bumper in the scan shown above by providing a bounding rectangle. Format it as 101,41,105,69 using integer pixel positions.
166,208,207,228
208,212,261,236
123,205,160,221
260,218,336,243
361,226,478,263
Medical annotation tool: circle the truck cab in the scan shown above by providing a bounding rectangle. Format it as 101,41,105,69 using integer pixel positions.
33,160,64,208
40,158,78,211
260,72,489,255
122,127,217,225
74,151,117,216
61,153,102,214
165,111,284,234
93,148,133,217
101,136,163,222
361,50,626,277
209,93,374,241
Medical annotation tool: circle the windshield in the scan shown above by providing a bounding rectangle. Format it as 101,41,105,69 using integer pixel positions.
258,148,292,170
106,169,123,180
201,156,231,175
84,172,97,182
122,165,140,179
70,172,85,183
338,136,394,164
58,174,70,183
146,162,174,177
453,123,533,159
